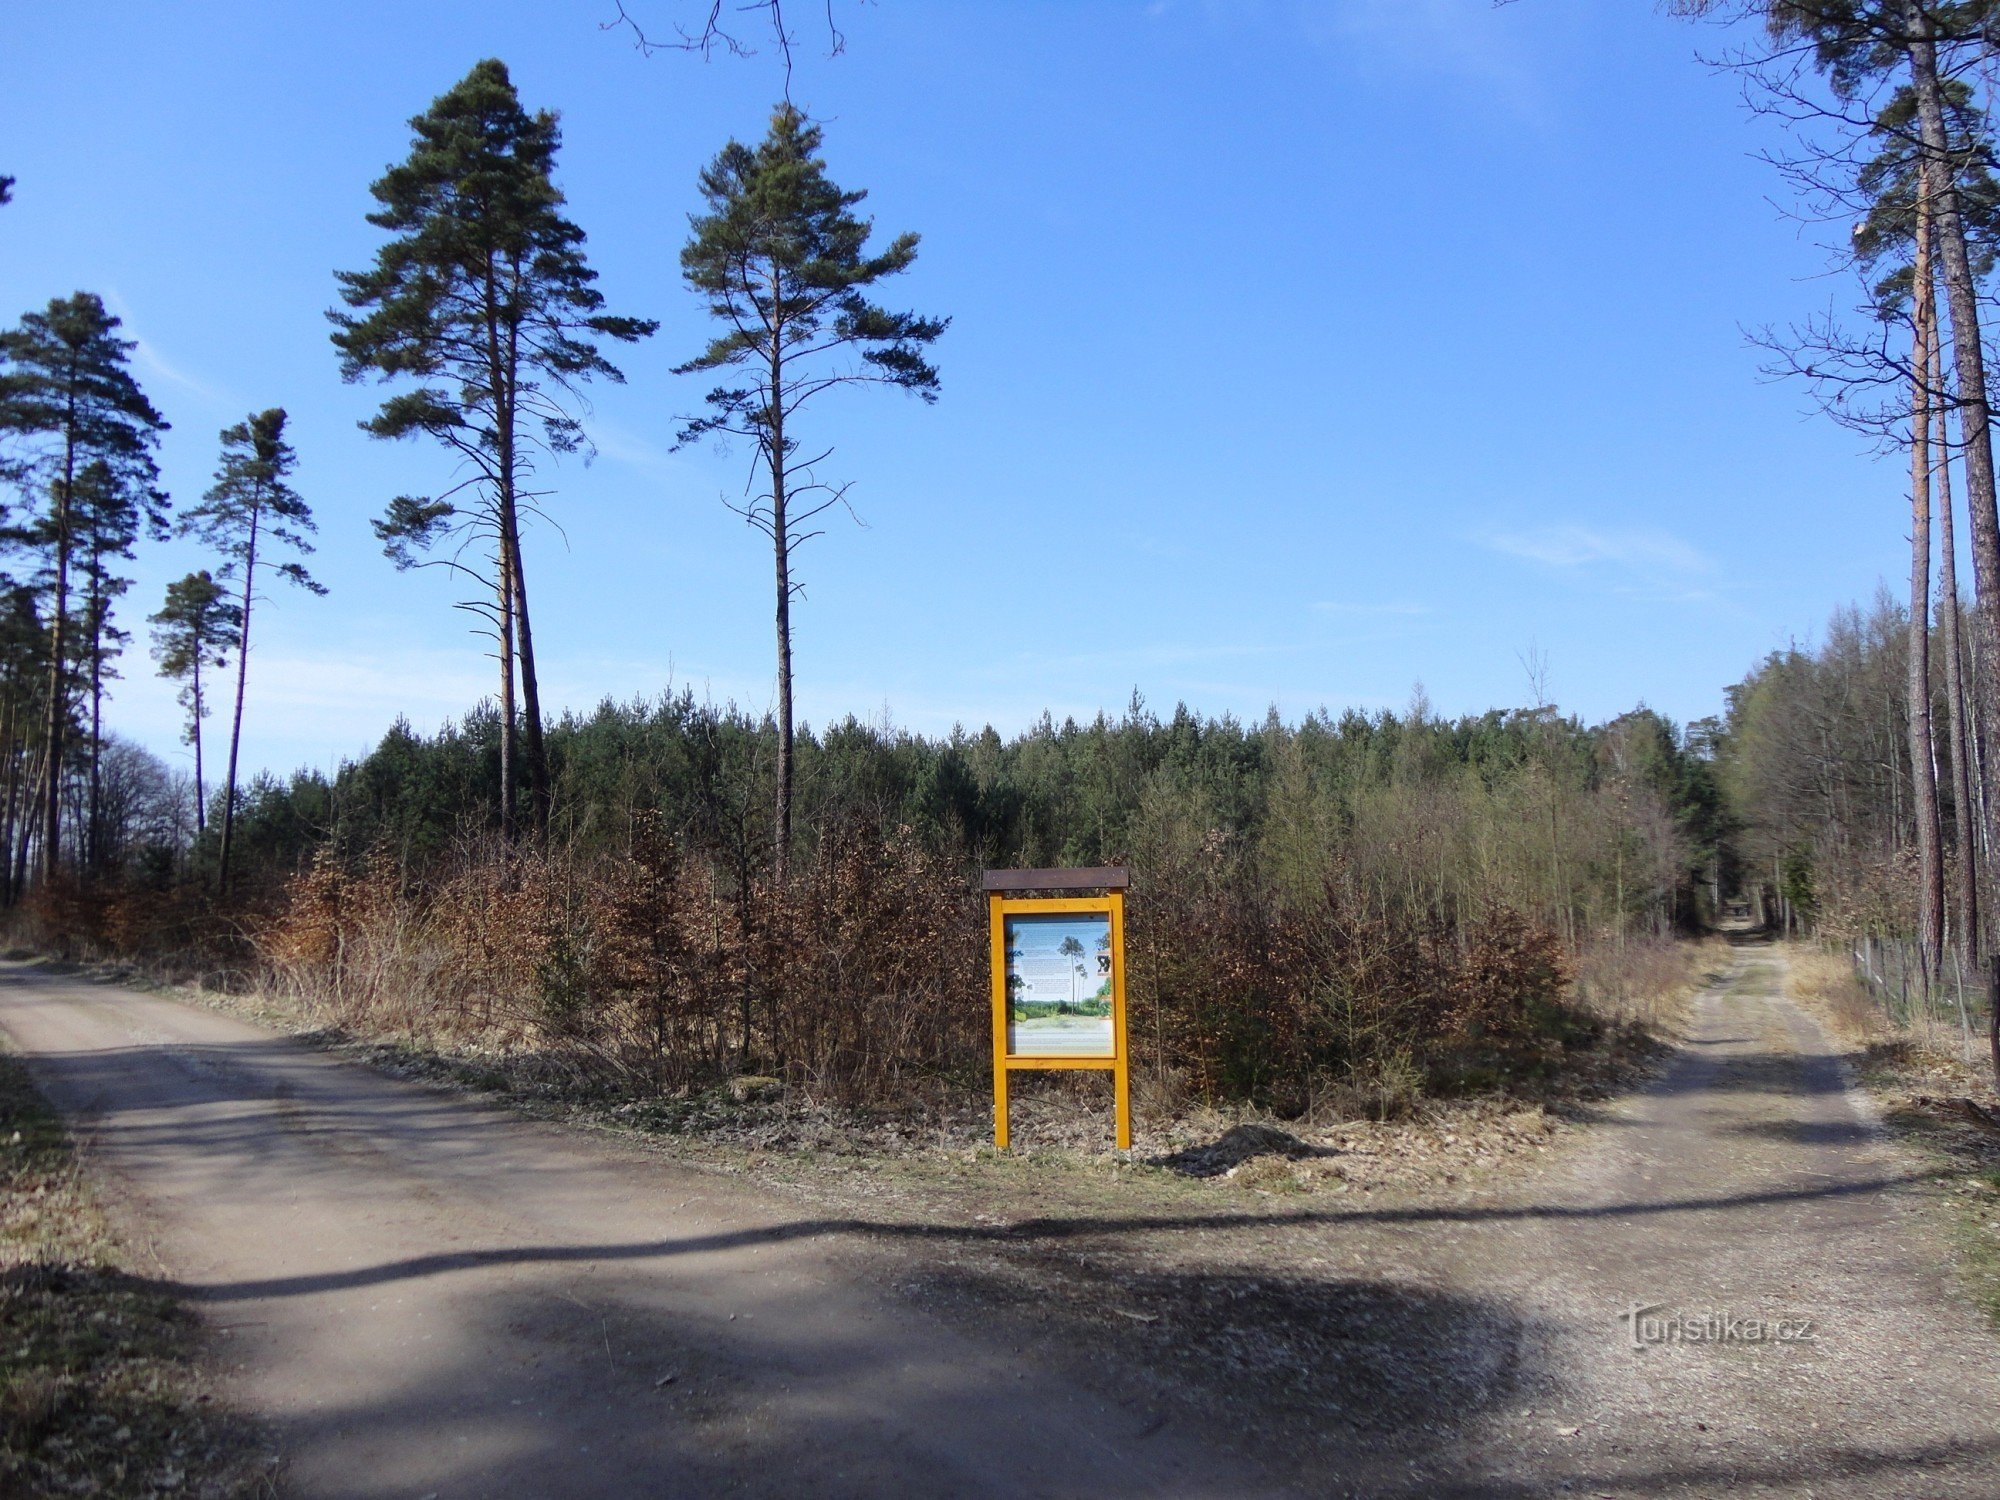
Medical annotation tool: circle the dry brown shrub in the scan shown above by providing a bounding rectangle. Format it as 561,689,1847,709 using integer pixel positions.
243,819,988,1105
216,814,1592,1119
755,821,984,1100
5,878,247,985
254,848,422,1025
14,879,109,960
1128,831,1573,1110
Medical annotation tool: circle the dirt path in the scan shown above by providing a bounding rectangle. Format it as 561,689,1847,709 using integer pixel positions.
0,964,1276,1498
4,943,2000,1497
1401,939,2000,1496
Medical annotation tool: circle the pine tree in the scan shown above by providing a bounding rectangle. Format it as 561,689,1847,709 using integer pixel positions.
1906,194,1946,980
0,293,167,882
149,571,241,841
0,585,47,906
67,457,168,870
331,58,654,841
177,409,322,893
1849,83,1997,984
1932,302,1981,965
677,103,946,879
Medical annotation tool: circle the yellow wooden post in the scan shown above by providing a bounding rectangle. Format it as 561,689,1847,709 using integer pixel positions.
988,891,1009,1150
1110,889,1131,1151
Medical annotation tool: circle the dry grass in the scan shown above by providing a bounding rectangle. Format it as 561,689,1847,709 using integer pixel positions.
1777,940,2000,1329
1783,942,1885,1043
0,1046,274,1498
1570,932,1728,1031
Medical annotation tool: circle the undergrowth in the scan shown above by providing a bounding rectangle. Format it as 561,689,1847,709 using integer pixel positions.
6,822,1713,1140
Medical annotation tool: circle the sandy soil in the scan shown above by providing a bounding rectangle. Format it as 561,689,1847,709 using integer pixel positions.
3,940,1997,1497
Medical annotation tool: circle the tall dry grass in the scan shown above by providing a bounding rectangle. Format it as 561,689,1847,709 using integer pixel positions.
1784,944,1883,1043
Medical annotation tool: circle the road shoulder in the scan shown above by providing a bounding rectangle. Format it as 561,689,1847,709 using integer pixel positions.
0,1041,275,1499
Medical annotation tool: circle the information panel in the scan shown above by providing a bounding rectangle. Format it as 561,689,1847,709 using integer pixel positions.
983,870,1130,1151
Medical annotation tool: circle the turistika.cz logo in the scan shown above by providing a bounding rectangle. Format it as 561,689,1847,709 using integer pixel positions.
1619,1302,1818,1350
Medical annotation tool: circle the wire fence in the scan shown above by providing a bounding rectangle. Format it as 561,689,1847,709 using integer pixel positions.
1849,934,1992,1061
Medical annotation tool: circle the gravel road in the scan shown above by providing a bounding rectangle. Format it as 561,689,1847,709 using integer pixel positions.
4,943,1999,1498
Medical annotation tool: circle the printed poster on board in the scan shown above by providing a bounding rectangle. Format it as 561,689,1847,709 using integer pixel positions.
1003,910,1114,1057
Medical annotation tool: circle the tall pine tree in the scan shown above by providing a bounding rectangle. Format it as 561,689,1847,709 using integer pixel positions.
0,293,166,882
178,409,321,893
149,571,240,842
331,58,653,840
677,103,945,879
69,456,168,870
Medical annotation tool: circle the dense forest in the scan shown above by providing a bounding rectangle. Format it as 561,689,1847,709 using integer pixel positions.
9,2,2000,1110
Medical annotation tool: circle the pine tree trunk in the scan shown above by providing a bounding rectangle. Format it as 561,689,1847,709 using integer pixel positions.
86,577,103,878
497,537,517,844
772,523,793,887
1976,626,1997,867
40,423,73,886
1935,289,1980,963
484,276,520,849
218,508,259,895
496,309,549,839
0,695,19,906
14,739,34,900
768,314,793,886
1910,23,2000,1015
505,508,549,836
1910,199,1945,979
191,647,206,840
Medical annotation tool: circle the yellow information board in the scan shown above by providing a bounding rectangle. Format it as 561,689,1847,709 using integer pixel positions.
983,868,1130,1151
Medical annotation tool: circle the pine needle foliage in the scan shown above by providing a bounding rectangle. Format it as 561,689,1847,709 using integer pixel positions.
330,58,654,839
676,102,946,879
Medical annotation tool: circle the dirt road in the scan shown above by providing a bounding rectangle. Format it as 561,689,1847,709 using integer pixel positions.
5,943,2000,1497
0,966,1271,1498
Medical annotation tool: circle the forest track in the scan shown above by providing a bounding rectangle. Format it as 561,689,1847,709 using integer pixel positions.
3,944,1999,1497
1401,938,2000,1496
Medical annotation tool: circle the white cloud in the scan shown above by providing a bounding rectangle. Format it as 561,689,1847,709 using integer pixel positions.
982,641,1296,678
1302,0,1552,120
107,643,500,781
100,290,238,413
1479,524,1715,575
584,416,683,474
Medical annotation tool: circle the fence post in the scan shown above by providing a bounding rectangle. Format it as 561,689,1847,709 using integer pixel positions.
1955,948,1974,1064
1988,955,2000,1089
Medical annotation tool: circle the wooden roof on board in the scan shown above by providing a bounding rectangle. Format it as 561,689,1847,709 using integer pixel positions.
980,867,1129,893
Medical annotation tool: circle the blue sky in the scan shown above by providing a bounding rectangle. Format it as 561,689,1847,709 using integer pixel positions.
0,1,1910,782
